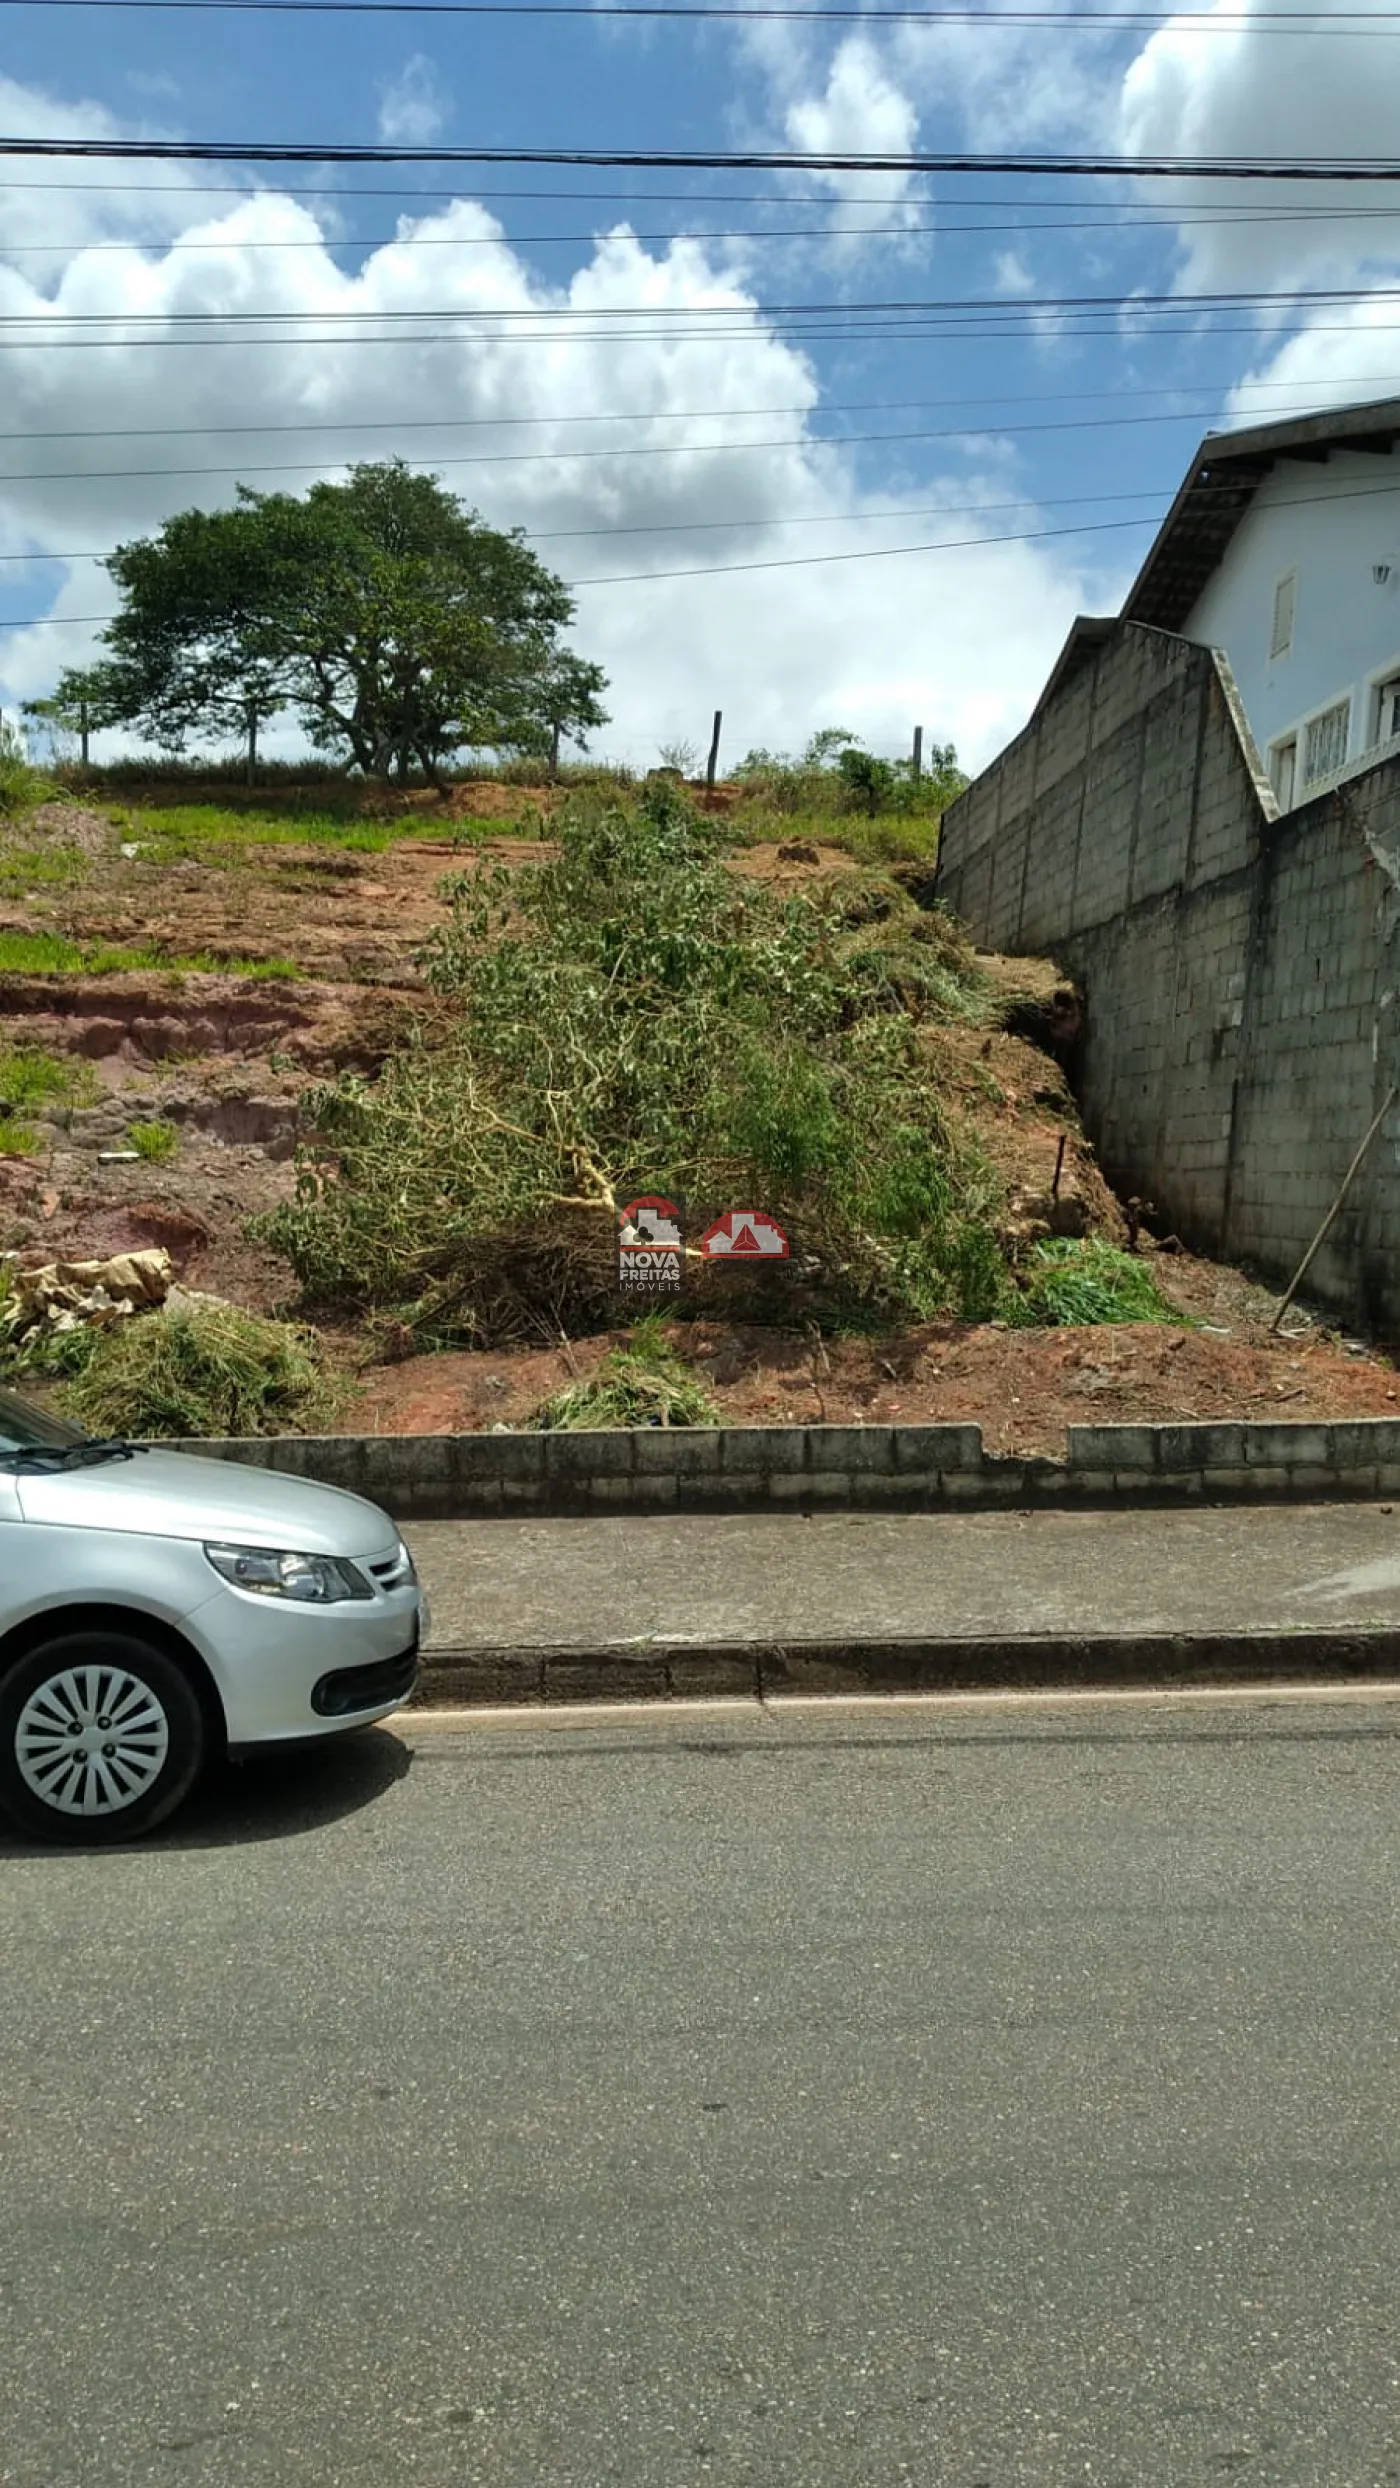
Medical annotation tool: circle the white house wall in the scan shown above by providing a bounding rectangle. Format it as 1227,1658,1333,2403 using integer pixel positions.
1183,447,1400,785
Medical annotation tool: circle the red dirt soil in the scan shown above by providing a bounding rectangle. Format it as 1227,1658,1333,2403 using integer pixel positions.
348,1257,1399,1459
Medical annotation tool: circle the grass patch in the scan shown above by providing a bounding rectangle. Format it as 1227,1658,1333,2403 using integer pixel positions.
0,930,299,979
127,1118,178,1163
62,1303,340,1439
0,718,50,820
62,755,632,796
0,1044,94,1114
818,814,943,867
106,799,551,866
1011,1238,1180,1327
0,1044,100,1151
530,1320,719,1429
0,845,88,897
118,803,408,863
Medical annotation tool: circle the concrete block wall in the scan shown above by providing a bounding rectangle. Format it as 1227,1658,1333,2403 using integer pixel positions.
936,617,1400,1330
171,1419,1400,1516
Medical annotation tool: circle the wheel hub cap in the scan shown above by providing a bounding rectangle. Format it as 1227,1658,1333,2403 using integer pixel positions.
16,1666,169,1817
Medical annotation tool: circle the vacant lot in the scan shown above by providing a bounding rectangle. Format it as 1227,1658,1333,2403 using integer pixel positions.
0,772,1393,1449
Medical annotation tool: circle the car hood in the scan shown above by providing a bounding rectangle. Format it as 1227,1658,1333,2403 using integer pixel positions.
15,1448,399,1558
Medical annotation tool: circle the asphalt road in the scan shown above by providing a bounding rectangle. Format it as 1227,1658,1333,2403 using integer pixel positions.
6,1691,1400,2488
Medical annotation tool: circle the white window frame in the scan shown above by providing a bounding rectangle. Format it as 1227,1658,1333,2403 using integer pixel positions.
1269,568,1297,663
1269,733,1298,811
1366,651,1400,747
1300,692,1353,789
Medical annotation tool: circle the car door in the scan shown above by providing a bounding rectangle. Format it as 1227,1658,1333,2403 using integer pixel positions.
0,1467,31,1616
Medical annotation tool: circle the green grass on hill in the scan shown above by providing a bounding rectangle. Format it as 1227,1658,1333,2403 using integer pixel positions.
0,930,300,979
0,845,89,897
0,1043,99,1154
102,800,549,865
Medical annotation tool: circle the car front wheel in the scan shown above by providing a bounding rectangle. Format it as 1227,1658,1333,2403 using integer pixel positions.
0,1631,206,1844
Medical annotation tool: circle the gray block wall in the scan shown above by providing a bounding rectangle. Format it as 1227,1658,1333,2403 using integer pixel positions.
936,620,1400,1331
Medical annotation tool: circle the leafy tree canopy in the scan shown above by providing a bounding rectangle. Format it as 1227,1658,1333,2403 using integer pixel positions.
51,461,609,781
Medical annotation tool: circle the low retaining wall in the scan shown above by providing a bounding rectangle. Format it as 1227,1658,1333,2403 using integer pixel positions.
416,1629,1400,1706
164,1419,1400,1516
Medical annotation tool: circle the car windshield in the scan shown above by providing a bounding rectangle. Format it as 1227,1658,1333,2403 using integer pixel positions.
0,1388,90,1452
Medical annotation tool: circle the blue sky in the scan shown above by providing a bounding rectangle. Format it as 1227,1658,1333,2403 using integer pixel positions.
3,1,1399,769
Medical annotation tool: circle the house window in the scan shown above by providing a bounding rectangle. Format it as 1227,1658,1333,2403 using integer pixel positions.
1374,672,1400,746
1303,696,1351,787
1270,569,1297,661
1270,736,1297,810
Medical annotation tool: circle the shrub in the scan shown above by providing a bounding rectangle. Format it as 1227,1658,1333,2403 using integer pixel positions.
732,728,967,830
63,1304,340,1438
530,1318,719,1429
0,716,45,818
259,782,1007,1345
1011,1237,1179,1327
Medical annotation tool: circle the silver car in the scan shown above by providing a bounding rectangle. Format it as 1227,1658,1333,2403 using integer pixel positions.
0,1386,422,1844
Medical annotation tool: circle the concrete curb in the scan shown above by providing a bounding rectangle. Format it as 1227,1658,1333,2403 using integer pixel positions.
164,1418,1400,1518
416,1628,1400,1707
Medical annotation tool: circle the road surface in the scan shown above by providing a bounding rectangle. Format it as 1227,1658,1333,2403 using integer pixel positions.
5,1690,1400,2486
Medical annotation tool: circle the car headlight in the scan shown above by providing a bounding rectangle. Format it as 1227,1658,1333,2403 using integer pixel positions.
204,1543,374,1603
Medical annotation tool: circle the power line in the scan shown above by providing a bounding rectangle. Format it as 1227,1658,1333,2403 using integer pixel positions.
0,483,1179,558
5,370,1392,445
6,178,1400,209
9,139,1400,180
9,0,1400,24
0,419,1219,485
15,389,1400,483
9,286,1400,328
11,467,1400,620
0,512,1160,626
17,203,1400,250
12,369,1400,443
9,316,1400,348
29,465,1400,565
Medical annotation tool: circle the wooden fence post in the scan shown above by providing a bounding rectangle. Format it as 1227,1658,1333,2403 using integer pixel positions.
911,724,923,781
79,700,90,767
706,709,722,790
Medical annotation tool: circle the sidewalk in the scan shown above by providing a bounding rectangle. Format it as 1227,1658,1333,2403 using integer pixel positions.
402,1502,1400,1703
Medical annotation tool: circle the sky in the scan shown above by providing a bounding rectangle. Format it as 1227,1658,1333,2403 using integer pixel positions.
3,0,1400,773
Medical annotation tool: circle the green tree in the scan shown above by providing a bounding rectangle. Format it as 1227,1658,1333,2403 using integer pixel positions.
50,462,608,783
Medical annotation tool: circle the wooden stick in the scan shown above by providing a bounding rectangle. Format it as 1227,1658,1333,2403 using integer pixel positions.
1269,1084,1398,1332
706,709,723,790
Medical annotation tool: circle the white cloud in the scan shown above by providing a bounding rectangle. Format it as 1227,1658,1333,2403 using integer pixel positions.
890,14,1117,157
0,80,1107,774
1118,2,1400,294
0,72,206,282
1103,2,1400,431
994,250,1036,299
780,38,926,252
1224,301,1400,428
376,53,451,147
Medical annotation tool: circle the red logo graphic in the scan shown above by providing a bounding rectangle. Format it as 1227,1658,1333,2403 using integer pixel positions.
699,1211,790,1260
